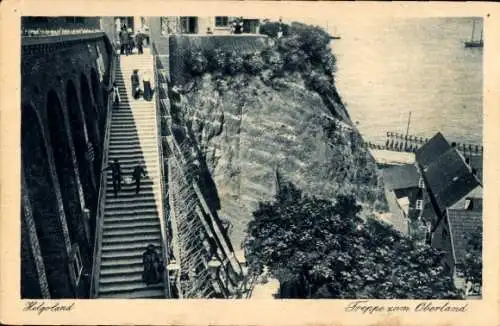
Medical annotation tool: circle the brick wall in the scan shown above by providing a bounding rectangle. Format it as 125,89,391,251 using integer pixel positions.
21,33,114,298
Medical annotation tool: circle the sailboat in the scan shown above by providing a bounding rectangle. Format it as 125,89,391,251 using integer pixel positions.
464,20,483,48
327,21,341,40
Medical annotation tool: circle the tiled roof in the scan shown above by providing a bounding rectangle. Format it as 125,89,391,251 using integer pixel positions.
466,155,483,183
424,148,481,214
382,164,420,191
415,132,451,168
447,208,482,265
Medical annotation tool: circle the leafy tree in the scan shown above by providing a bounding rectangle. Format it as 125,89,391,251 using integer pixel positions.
244,180,462,299
463,225,482,294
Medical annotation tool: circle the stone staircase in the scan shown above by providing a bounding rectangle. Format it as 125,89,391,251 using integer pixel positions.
97,50,166,298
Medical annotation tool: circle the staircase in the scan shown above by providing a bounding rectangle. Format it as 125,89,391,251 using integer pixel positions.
96,49,166,298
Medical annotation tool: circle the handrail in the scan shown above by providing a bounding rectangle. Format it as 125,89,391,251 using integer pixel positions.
152,45,172,298
89,37,117,298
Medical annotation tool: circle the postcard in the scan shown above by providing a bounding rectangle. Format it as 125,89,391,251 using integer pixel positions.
1,1,499,325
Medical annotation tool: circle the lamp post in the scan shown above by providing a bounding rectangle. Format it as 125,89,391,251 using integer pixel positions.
167,260,180,298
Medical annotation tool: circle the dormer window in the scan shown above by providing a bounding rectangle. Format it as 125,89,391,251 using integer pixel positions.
418,177,425,189
465,198,473,210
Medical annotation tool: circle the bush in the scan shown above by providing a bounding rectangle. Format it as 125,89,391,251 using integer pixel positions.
186,50,208,76
226,51,245,76
259,21,289,38
205,48,226,72
305,71,332,96
244,52,265,74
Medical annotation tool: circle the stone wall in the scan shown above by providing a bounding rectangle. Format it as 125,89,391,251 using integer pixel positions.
21,33,114,298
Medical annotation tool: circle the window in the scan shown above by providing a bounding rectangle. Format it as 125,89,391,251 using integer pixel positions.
416,199,423,210
465,198,473,210
70,244,83,286
215,16,229,27
418,177,425,189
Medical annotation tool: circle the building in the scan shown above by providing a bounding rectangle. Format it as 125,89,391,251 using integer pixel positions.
161,16,261,35
415,132,482,295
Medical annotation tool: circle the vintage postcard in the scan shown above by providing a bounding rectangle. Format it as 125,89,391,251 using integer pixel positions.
1,1,499,325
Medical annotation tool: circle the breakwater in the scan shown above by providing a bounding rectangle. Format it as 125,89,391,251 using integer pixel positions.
364,131,483,156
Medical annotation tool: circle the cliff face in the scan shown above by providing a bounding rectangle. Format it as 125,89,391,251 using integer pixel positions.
173,71,388,247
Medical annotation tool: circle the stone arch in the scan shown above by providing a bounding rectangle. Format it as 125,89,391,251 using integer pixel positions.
21,103,73,298
66,80,97,234
90,68,102,113
80,73,102,178
46,90,91,261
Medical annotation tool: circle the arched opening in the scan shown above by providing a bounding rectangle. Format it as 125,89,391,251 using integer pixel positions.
46,91,91,271
90,68,107,146
66,81,97,240
90,68,102,113
80,74,102,180
21,104,73,298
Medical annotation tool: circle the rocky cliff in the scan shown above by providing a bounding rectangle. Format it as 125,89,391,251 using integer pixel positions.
167,23,389,247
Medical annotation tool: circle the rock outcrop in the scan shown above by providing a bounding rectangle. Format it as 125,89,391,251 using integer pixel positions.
173,71,388,247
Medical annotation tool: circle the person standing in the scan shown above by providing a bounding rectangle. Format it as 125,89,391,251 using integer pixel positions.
108,82,121,107
119,25,128,55
132,163,147,195
103,159,122,197
136,30,144,54
142,245,163,285
142,72,153,101
127,28,134,55
131,70,141,99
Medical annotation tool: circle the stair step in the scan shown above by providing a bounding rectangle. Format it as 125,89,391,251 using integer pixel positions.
99,273,144,284
104,201,159,210
103,220,160,231
101,248,157,260
99,264,144,276
104,225,161,237
100,256,144,268
99,281,164,295
105,195,157,204
102,233,161,245
101,242,161,258
104,212,160,222
104,206,158,218
98,287,164,299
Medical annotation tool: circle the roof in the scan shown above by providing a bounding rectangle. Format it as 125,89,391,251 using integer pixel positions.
466,155,483,182
447,208,482,265
382,164,420,190
415,132,451,168
424,148,481,214
449,186,483,211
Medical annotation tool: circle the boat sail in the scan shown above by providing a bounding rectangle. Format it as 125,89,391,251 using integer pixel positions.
464,20,483,48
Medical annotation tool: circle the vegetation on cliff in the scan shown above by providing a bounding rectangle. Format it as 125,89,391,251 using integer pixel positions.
172,21,388,245
243,180,462,299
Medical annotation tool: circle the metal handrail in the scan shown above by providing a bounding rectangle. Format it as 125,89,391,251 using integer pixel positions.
152,44,172,298
89,36,117,298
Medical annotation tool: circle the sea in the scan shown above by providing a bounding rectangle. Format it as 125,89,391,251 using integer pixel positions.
325,17,483,146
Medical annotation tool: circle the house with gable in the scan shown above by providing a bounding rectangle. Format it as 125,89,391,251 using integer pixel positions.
415,132,483,296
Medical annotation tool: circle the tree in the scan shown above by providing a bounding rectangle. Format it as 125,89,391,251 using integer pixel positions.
244,180,462,299
463,225,482,294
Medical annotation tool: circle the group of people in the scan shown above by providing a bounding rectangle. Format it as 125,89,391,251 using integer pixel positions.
103,159,147,197
118,24,146,55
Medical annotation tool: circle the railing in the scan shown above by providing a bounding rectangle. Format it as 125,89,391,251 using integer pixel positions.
22,28,102,37
152,47,172,298
89,39,118,298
